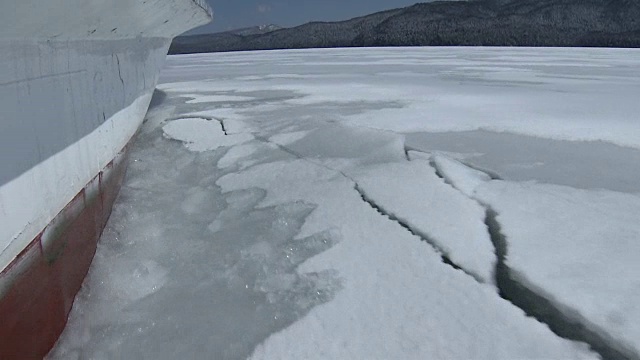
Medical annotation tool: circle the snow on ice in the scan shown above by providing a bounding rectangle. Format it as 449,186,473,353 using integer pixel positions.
216,159,593,360
474,181,640,358
350,159,496,284
162,117,253,151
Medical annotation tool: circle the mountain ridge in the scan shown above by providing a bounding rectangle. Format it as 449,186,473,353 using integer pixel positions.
169,0,640,54
227,24,282,36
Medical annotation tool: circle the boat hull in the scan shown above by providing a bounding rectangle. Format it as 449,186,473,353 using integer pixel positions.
0,1,212,357
0,142,130,359
0,38,170,269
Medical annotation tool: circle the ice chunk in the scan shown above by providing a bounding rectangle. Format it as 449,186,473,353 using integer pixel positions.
476,181,640,357
179,94,252,103
431,154,492,197
182,109,254,135
351,160,496,284
162,117,253,152
407,149,484,162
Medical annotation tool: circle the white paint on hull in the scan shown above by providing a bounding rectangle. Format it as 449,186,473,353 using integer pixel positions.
0,0,212,273
1,0,212,40
0,92,153,270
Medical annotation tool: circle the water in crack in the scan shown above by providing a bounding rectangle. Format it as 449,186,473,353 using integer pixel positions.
484,208,635,360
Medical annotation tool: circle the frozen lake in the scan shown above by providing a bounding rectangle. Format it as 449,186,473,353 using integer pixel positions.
50,47,640,360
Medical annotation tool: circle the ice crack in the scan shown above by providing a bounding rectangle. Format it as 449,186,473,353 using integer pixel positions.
353,184,481,281
485,207,638,360
166,115,228,135
252,136,485,282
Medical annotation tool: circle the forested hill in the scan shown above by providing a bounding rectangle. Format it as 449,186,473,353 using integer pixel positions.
169,0,640,54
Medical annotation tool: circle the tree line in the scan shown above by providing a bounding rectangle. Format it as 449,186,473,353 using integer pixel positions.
169,0,640,54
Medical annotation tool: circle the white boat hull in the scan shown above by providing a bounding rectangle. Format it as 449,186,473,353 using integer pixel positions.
0,1,212,357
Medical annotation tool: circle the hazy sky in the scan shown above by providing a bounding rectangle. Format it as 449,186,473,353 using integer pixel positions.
189,0,421,34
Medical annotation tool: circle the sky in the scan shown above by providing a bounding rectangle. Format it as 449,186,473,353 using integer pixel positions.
189,0,421,34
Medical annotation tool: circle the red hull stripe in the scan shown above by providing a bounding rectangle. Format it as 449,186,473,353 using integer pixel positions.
0,145,130,359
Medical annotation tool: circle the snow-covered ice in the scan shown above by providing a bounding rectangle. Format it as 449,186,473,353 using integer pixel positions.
50,47,640,359
430,154,493,197
216,159,593,360
351,160,496,284
432,154,640,358
474,181,640,358
163,117,253,151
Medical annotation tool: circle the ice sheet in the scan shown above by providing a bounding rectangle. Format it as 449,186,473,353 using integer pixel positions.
431,154,640,358
160,47,640,149
268,131,310,146
407,130,640,193
431,154,493,197
475,181,640,357
217,143,262,169
162,117,253,151
180,94,253,103
51,47,640,359
217,160,595,360
351,160,496,284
